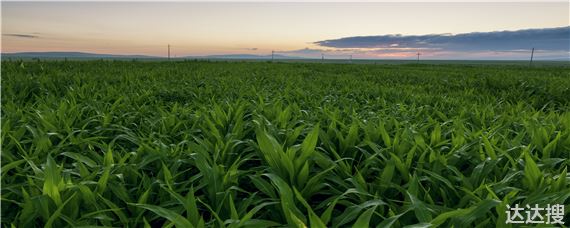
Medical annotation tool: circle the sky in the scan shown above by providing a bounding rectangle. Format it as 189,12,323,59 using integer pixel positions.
2,1,569,60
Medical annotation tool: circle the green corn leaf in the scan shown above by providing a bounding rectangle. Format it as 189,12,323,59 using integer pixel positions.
236,202,278,227
162,162,174,190
406,191,432,223
45,193,77,228
42,155,62,206
293,188,326,228
264,173,306,225
379,122,392,147
430,199,500,227
352,205,377,228
130,203,194,228
523,148,542,191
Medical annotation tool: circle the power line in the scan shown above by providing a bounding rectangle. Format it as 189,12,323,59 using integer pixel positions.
529,47,534,67
416,52,421,63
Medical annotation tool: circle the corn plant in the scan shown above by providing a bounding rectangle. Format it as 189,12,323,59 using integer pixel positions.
2,60,569,227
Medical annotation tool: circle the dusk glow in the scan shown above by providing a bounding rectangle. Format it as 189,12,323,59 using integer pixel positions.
2,2,569,59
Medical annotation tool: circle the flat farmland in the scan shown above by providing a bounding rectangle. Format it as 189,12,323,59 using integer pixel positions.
2,60,569,227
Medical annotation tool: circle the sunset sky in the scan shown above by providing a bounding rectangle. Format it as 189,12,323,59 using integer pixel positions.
2,1,569,60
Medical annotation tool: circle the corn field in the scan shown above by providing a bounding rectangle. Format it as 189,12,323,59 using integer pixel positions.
2,60,570,227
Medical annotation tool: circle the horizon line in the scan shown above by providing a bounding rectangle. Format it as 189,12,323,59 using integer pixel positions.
2,51,569,62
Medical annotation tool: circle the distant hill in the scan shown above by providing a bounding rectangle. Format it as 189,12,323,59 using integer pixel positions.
2,52,158,59
1,52,304,60
543,57,570,61
191,54,304,59
3,51,566,62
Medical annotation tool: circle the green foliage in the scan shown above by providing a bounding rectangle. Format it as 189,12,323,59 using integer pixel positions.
2,60,570,227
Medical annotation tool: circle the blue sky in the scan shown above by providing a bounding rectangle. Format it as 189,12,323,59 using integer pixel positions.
2,2,569,60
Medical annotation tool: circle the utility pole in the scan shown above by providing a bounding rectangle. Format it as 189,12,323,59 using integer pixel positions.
168,44,171,60
416,52,421,63
321,53,324,62
350,55,353,63
529,47,534,67
271,50,274,62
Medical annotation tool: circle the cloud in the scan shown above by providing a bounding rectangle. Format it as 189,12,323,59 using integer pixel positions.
278,47,360,59
314,27,570,52
279,48,326,55
3,33,40,39
244,47,258,51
